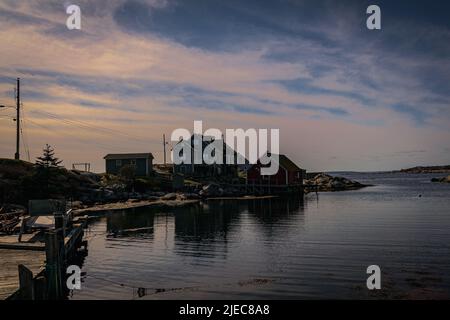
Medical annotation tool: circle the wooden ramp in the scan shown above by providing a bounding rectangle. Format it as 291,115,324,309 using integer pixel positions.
0,249,46,300
0,232,45,251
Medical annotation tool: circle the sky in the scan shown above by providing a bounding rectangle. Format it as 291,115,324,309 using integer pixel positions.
0,0,449,172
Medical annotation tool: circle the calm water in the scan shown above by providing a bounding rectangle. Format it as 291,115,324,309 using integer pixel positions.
71,172,450,300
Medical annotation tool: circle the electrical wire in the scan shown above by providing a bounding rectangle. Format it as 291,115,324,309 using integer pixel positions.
24,118,133,152
30,109,160,146
20,105,31,161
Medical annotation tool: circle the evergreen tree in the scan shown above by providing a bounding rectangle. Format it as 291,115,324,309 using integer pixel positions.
33,144,63,199
36,144,62,168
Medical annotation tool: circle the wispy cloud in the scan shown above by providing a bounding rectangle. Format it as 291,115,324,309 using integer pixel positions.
0,0,449,171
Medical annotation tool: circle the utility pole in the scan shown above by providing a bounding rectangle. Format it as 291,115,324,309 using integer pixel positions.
15,78,20,160
163,134,167,165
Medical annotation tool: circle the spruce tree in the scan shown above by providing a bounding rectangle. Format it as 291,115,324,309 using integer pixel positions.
36,144,62,168
34,144,63,198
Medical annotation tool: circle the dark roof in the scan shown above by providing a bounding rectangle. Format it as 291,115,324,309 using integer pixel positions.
176,134,218,149
278,154,302,172
249,154,303,172
175,134,249,164
104,153,153,160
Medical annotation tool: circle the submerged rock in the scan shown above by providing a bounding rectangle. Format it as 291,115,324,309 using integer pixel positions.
431,175,450,183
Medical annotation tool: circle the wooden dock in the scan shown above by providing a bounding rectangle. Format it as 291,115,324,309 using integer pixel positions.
0,220,87,300
0,232,45,251
0,249,45,300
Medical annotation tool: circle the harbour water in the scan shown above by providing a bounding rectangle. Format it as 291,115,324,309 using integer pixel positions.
71,172,450,299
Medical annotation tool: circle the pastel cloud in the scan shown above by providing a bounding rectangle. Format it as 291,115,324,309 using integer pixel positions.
0,0,449,171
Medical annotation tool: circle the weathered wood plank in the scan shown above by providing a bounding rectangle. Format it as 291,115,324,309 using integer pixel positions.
0,243,45,250
0,249,46,300
18,264,34,299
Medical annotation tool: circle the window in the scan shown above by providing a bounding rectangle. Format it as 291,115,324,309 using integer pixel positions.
130,159,136,166
116,159,122,167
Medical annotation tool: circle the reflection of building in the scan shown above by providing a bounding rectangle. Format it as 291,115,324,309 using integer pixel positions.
153,214,175,251
246,196,305,238
247,196,303,218
106,207,155,236
173,201,241,258
247,154,306,186
174,202,238,239
104,153,153,176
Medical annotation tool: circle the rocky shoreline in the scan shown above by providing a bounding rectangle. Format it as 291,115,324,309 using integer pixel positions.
304,173,369,192
72,197,201,215
400,165,450,174
1,159,372,223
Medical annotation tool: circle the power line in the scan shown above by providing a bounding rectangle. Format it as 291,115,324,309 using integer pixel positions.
30,113,157,148
29,109,160,146
0,75,21,82
24,118,118,151
24,118,149,152
15,78,20,160
20,123,30,161
20,105,31,161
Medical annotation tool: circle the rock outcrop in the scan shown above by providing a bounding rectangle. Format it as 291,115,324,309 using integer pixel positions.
400,165,450,174
199,183,224,197
304,173,367,192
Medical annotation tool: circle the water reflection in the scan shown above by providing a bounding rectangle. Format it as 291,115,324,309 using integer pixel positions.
247,195,305,223
101,197,305,260
173,201,240,260
106,207,155,238
103,197,305,239
246,196,306,241
174,201,240,240
72,174,450,300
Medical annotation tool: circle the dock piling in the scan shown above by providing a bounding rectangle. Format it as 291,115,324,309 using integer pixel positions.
45,231,64,299
18,264,34,300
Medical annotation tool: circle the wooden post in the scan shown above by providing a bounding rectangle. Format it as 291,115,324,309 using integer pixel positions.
54,213,65,240
34,276,47,300
18,216,27,242
54,214,63,229
45,231,64,299
18,264,34,300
